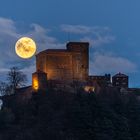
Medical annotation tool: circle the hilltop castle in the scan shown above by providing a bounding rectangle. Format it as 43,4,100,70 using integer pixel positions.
36,42,89,82
32,42,129,92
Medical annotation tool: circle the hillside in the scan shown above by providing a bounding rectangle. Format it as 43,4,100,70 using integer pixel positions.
0,88,140,140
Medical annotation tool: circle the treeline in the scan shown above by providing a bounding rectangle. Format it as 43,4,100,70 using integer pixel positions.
0,88,140,140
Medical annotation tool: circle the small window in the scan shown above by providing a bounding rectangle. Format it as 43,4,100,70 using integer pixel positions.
116,82,119,85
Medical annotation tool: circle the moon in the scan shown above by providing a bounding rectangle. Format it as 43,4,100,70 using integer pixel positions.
15,37,36,59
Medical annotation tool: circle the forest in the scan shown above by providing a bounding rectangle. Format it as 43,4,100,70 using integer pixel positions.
0,87,140,140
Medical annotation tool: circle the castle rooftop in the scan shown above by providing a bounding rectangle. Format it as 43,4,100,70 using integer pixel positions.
113,72,128,78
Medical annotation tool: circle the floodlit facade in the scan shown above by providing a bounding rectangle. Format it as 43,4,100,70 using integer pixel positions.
32,41,129,91
32,42,89,90
36,42,89,82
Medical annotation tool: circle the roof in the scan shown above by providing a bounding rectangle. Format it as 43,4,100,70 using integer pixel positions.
36,41,89,56
67,42,89,46
89,74,111,78
16,86,32,93
45,49,67,52
38,49,67,53
113,72,128,78
36,48,81,56
36,49,68,56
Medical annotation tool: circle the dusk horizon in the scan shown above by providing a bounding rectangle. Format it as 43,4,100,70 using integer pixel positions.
1,1,140,140
0,0,139,87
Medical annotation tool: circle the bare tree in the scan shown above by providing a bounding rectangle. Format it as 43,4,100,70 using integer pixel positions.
0,81,8,96
7,67,27,94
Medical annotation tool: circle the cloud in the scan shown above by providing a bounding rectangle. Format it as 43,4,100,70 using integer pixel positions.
0,17,65,84
0,17,65,63
61,24,110,35
80,36,115,47
0,17,18,37
61,24,115,47
61,24,92,34
61,25,135,74
89,52,137,75
23,23,65,52
22,63,36,84
0,18,136,85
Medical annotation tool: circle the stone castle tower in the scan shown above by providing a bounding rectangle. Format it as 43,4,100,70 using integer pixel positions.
32,42,89,90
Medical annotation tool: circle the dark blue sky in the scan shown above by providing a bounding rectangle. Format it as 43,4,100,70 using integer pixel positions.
0,0,139,87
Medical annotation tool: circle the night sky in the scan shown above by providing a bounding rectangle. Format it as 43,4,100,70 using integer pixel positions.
0,0,139,87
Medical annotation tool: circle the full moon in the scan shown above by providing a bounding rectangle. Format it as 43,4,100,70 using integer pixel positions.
15,37,36,59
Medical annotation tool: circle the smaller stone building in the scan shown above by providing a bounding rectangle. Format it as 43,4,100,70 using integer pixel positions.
32,40,130,92
88,74,111,86
32,42,89,91
112,72,128,88
32,71,47,91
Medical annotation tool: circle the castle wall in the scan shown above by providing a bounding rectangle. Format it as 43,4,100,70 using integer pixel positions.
36,52,73,82
67,42,89,81
36,42,89,83
32,71,47,91
45,53,73,81
71,53,83,80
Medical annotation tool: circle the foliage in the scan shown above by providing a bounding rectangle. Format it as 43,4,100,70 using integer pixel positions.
0,89,140,140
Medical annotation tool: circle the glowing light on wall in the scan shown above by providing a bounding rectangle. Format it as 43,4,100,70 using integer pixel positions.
32,77,39,90
84,86,95,93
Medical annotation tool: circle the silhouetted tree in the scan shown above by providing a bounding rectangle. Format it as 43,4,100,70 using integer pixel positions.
1,86,140,140
7,67,27,94
0,82,8,96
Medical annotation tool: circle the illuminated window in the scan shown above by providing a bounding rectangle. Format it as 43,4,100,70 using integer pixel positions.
33,77,39,90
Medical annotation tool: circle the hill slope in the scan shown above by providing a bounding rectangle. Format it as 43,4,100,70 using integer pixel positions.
0,89,140,140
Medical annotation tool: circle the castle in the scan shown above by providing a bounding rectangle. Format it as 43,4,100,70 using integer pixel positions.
32,42,129,92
